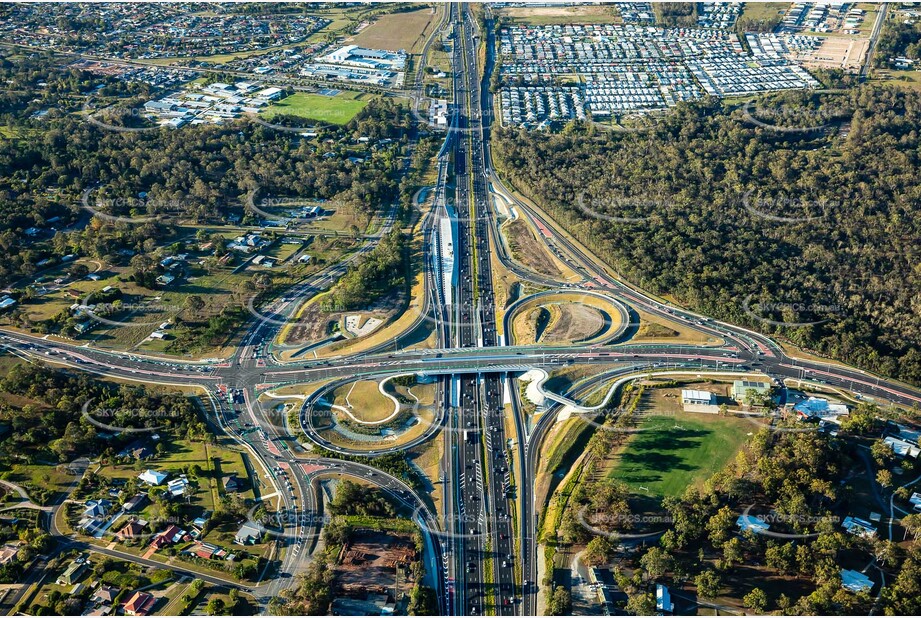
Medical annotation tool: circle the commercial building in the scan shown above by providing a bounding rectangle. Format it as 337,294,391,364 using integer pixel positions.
140,80,286,127
323,45,406,71
732,379,772,402
794,397,849,420
301,45,407,87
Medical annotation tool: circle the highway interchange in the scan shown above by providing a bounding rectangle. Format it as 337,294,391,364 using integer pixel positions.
1,3,921,615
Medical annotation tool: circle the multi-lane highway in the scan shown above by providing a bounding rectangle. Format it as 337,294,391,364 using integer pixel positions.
459,5,517,615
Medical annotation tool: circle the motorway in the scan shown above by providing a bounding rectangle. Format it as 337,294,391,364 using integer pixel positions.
2,2,921,616
455,5,517,615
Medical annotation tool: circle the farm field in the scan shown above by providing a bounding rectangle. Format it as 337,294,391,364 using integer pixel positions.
348,7,440,53
496,4,622,25
739,2,787,25
262,91,369,125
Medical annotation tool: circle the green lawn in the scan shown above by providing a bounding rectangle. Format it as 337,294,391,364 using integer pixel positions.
607,413,752,499
262,92,369,126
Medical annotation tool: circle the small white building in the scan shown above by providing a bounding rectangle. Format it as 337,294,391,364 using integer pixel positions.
681,389,719,413
255,87,283,101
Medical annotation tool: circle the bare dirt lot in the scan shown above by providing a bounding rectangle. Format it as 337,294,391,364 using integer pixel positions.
284,300,335,344
284,289,402,346
335,529,418,595
542,302,605,343
797,36,869,71
504,219,562,278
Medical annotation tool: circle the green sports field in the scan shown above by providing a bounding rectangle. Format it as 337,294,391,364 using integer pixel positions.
607,412,752,499
261,92,368,125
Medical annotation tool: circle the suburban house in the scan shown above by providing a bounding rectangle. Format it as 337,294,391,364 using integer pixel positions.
118,439,153,460
235,522,262,545
57,559,89,586
189,541,227,560
138,469,168,486
122,590,156,616
223,474,243,493
167,475,190,498
151,524,186,549
0,542,21,565
192,512,211,530
83,499,112,519
91,584,120,606
123,493,148,513
116,520,148,541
